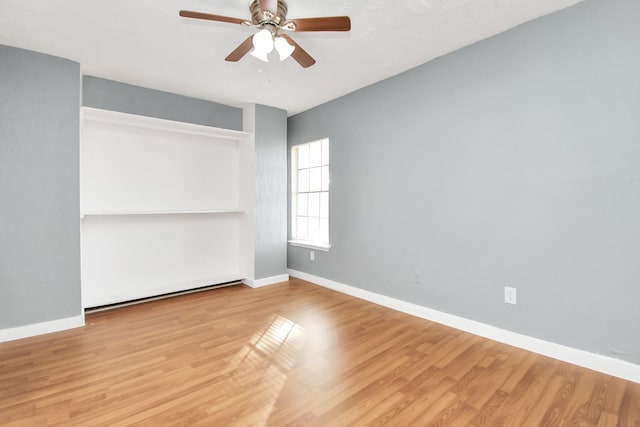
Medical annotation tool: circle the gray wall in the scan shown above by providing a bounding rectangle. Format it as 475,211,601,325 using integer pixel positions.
288,0,640,364
83,76,243,130
0,45,82,328
255,104,288,279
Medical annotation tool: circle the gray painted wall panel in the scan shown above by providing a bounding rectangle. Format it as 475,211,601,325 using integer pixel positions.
255,105,288,279
1,45,82,328
287,0,640,364
83,76,242,130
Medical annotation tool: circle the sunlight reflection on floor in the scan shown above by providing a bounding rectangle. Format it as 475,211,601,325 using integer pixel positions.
209,314,305,426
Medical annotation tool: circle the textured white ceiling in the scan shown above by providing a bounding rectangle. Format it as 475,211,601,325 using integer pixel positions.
0,0,584,115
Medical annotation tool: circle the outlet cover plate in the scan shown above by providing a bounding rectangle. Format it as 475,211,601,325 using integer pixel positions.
504,286,517,304
413,270,422,285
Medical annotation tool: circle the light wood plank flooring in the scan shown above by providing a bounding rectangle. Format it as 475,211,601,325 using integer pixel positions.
1,278,639,426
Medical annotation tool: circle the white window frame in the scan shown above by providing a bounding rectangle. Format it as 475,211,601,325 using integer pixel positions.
289,138,331,251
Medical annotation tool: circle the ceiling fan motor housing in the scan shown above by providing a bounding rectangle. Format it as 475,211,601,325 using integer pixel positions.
250,0,288,26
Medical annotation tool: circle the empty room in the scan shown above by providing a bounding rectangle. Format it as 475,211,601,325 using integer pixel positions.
1,0,639,425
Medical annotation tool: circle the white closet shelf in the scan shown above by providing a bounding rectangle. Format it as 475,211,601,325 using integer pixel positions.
81,107,251,141
81,209,246,218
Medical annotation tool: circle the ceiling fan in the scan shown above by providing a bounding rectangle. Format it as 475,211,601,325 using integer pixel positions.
179,0,351,68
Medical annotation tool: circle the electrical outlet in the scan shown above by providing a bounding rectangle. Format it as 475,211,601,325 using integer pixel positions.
504,286,517,304
309,250,315,261
413,270,422,285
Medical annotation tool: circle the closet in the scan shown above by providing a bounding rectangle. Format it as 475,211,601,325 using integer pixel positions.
80,107,251,307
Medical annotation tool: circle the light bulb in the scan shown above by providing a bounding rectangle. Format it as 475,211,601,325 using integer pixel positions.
275,36,295,61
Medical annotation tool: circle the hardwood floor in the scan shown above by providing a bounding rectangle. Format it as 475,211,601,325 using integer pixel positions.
1,278,639,426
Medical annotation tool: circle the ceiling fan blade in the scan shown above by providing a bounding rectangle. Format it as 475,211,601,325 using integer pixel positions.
179,10,246,26
225,35,255,62
259,0,278,14
287,16,351,32
280,34,316,68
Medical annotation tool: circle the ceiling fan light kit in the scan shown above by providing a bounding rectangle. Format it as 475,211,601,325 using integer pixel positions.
249,28,295,62
179,0,351,68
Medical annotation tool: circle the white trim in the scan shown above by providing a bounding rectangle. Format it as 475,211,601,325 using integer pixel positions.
288,269,640,384
86,281,242,313
243,274,290,288
288,240,331,251
82,107,250,141
83,274,244,308
81,209,246,218
0,314,85,343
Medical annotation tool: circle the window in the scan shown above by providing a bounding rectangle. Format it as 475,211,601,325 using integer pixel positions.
290,138,330,250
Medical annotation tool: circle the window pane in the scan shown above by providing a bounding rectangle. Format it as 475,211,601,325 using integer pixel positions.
309,167,322,192
308,217,320,242
296,216,308,240
320,192,329,218
298,169,309,193
322,139,329,166
308,192,320,218
321,166,329,191
297,193,308,216
320,218,329,243
297,144,309,169
309,141,322,167
292,138,329,245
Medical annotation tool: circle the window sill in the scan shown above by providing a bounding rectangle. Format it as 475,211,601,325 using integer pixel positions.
288,240,331,251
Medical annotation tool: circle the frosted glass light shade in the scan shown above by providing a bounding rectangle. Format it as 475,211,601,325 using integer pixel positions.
250,48,270,62
253,29,274,51
250,29,274,62
275,36,295,61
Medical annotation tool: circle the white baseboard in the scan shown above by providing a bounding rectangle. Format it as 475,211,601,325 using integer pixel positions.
243,274,289,288
83,274,244,308
288,269,640,384
0,314,85,343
